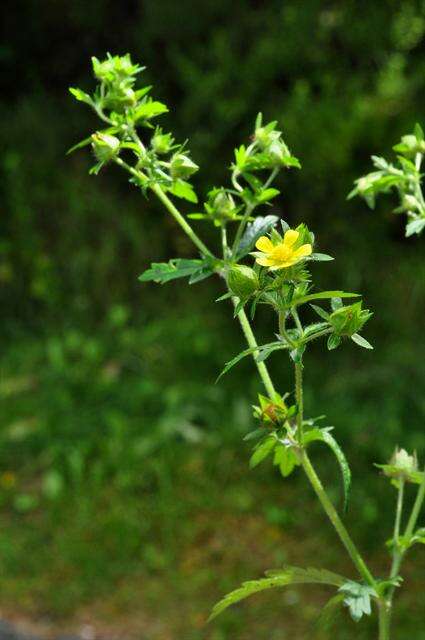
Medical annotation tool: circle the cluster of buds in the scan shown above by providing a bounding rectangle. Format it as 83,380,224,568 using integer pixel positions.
70,54,200,200
92,53,142,113
329,302,372,337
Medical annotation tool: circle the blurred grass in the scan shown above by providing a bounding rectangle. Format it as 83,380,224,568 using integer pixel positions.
1,1,425,637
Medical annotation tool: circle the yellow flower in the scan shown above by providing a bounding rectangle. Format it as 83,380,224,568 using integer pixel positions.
254,230,312,270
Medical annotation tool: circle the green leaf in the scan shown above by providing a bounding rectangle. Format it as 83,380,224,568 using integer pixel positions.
216,341,286,381
139,259,211,284
256,188,280,204
209,565,347,621
134,99,169,120
237,215,279,258
66,136,93,155
250,436,276,468
69,87,93,105
406,218,425,237
338,581,376,622
273,444,299,477
169,180,198,203
310,304,330,321
327,334,341,350
309,253,334,261
243,428,265,442
304,428,351,511
351,333,373,349
292,291,360,308
215,292,233,303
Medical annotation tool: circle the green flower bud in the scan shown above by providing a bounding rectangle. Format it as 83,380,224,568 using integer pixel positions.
227,265,259,298
151,129,174,154
329,302,372,337
104,86,137,112
380,448,419,483
92,54,141,84
91,133,120,163
253,393,288,428
254,127,276,149
399,134,425,155
170,153,199,180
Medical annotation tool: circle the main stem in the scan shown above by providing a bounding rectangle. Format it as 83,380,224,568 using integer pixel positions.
295,362,376,588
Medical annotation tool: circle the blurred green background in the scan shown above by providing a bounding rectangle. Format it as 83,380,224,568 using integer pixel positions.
1,1,425,638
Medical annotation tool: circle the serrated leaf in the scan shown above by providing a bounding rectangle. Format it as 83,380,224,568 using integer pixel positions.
351,333,373,349
139,259,210,284
237,215,279,258
339,581,376,622
170,180,198,203
209,565,347,621
273,444,299,478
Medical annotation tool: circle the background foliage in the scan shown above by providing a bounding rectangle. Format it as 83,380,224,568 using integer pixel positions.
1,1,425,638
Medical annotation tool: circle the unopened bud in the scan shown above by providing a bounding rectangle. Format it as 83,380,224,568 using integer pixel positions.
227,265,259,298
91,133,120,162
170,153,199,180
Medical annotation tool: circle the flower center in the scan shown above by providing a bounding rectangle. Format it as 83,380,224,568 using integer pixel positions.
272,244,293,262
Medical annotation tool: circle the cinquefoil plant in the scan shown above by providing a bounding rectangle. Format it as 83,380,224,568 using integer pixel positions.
69,54,425,639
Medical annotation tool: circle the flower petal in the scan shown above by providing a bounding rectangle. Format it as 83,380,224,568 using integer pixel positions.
293,243,312,259
283,229,299,247
255,236,274,252
256,256,275,267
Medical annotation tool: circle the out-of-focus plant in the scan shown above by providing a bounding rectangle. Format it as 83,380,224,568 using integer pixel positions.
70,53,425,639
350,124,425,237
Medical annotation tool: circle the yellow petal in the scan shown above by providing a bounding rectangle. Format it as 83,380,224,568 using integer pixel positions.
256,256,275,267
269,259,296,270
255,236,274,252
283,229,299,247
293,243,312,259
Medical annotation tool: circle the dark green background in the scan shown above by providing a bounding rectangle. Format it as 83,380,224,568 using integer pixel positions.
1,1,424,638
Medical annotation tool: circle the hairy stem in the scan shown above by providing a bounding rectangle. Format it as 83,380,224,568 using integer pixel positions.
151,183,213,257
235,304,276,398
378,600,391,640
404,466,425,540
294,362,304,443
386,469,425,606
301,451,377,588
389,480,405,581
